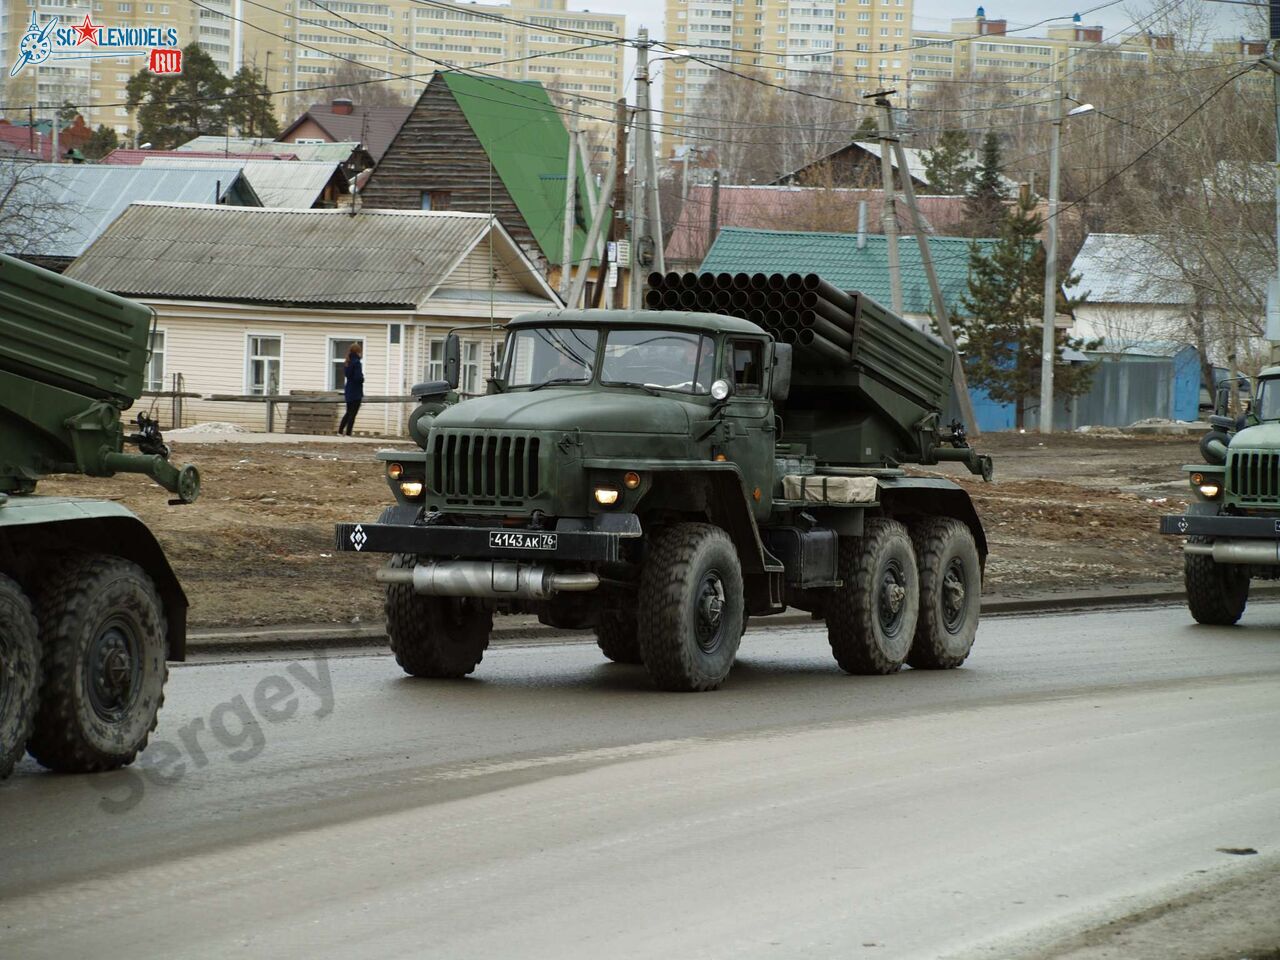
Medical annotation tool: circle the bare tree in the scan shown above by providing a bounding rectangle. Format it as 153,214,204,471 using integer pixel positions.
330,62,408,107
0,160,72,260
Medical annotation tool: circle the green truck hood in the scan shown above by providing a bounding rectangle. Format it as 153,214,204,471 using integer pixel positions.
432,389,700,435
1230,421,1280,450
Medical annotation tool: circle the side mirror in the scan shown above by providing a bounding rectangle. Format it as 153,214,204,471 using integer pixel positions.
444,333,461,390
770,343,793,404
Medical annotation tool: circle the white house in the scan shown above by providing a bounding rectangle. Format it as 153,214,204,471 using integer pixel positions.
66,203,561,435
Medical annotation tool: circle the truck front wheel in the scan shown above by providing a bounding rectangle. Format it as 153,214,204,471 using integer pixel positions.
385,554,492,678
908,518,981,669
1184,538,1249,626
26,557,168,773
0,575,40,780
827,519,919,675
637,523,744,692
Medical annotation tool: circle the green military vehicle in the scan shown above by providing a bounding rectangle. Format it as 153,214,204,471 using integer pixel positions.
0,254,199,780
337,272,993,692
1160,368,1280,625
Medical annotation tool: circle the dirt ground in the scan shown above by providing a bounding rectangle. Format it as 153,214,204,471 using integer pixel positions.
37,431,1201,629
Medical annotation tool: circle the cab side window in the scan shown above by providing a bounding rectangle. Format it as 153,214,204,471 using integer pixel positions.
731,340,764,396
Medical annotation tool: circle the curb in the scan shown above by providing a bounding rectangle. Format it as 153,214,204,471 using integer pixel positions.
185,584,1280,656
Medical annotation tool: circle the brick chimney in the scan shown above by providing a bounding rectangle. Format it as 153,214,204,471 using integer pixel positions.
331,98,355,115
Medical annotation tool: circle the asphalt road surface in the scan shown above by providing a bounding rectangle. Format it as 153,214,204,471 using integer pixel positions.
2,604,1279,960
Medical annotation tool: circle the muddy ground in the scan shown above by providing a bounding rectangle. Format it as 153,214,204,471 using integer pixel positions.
38,431,1200,628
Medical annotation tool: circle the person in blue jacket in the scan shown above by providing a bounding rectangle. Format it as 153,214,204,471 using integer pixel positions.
337,343,364,436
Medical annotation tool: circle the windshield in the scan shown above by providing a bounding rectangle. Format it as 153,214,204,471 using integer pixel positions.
1256,378,1280,421
601,329,716,394
504,327,600,387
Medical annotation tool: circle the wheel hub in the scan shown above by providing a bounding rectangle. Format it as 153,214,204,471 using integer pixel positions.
878,560,908,635
695,572,726,653
942,559,967,632
88,623,140,721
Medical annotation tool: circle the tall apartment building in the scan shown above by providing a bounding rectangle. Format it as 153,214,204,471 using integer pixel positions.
908,9,1169,103
661,0,914,158
2,0,624,152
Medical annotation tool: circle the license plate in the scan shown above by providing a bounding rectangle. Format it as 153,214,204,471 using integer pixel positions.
489,530,558,551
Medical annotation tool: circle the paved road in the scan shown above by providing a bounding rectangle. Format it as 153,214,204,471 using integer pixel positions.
2,604,1279,960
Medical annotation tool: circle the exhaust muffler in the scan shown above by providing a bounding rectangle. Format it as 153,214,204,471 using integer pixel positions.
377,560,599,598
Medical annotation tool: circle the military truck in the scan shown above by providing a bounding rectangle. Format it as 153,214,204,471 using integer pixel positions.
1160,368,1280,625
336,272,993,692
0,253,199,780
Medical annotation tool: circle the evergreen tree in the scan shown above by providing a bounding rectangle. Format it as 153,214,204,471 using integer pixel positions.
963,131,1008,236
224,67,279,138
853,116,879,141
126,44,228,148
922,129,973,195
956,192,1096,427
82,125,120,160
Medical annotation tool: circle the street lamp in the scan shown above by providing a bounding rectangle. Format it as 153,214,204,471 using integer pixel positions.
1039,92,1094,433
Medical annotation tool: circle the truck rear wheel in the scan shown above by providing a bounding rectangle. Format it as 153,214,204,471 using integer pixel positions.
595,611,643,665
26,557,168,773
828,519,918,675
638,523,744,692
908,518,981,669
1184,538,1249,626
385,554,492,678
0,575,40,780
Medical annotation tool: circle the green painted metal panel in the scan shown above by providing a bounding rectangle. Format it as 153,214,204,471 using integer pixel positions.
441,73,607,266
0,253,152,404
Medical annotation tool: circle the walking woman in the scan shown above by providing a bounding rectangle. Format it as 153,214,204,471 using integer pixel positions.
338,343,364,436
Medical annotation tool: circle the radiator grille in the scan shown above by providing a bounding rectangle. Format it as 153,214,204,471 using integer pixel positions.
430,431,542,501
1229,449,1280,502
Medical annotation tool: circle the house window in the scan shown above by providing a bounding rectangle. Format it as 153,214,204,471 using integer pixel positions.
462,341,482,393
426,338,444,381
389,323,401,345
247,335,282,395
146,330,165,392
420,190,451,210
329,338,364,390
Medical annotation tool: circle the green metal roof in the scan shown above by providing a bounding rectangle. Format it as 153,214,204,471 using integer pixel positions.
700,227,998,315
510,309,766,336
442,73,603,266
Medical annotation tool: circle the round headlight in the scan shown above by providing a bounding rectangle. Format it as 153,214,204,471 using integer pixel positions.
1198,483,1221,499
399,480,424,498
387,462,404,480
623,471,641,489
710,379,732,401
594,487,620,506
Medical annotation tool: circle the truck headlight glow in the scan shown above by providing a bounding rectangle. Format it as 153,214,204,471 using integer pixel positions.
594,487,620,506
399,480,424,498
1198,483,1221,498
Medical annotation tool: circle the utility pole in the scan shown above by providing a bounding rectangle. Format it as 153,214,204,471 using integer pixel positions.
596,97,628,309
1039,82,1065,434
681,147,691,204
559,100,579,302
880,92,979,435
1264,1,1280,364
708,169,721,252
629,28,661,310
872,93,904,314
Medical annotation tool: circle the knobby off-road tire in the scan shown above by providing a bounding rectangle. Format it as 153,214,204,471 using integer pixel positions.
1184,537,1249,626
637,523,744,692
595,611,643,665
27,557,168,773
827,519,919,675
0,575,40,780
908,518,981,670
385,553,493,678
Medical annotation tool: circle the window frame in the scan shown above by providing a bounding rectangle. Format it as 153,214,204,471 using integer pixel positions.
245,332,284,396
327,336,365,391
145,328,166,393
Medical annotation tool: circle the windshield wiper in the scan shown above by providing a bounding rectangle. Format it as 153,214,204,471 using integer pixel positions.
610,381,662,396
529,377,587,392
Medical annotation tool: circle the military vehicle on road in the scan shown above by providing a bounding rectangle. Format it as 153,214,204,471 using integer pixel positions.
1161,369,1280,625
0,254,199,779
338,272,993,691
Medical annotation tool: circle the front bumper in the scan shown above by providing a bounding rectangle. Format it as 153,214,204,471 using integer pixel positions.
335,516,640,564
1159,514,1280,539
